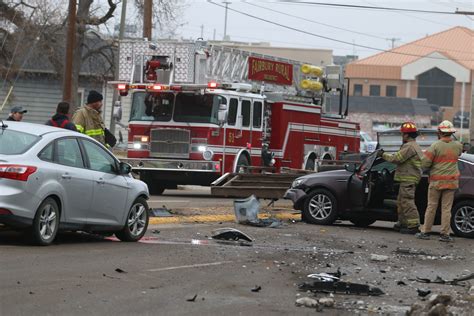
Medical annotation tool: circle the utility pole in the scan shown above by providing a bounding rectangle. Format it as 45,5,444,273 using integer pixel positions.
386,37,401,49
200,24,204,38
63,0,76,106
143,0,152,39
109,0,127,136
223,1,231,40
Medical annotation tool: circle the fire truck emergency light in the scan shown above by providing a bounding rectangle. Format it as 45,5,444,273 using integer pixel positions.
301,64,324,77
208,81,218,88
117,83,128,96
300,79,323,91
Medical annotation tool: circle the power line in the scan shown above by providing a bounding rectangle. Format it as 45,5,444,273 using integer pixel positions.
275,1,463,15
245,1,386,40
247,1,472,54
207,1,474,61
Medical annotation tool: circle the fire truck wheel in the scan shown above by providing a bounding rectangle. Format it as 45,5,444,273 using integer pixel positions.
235,155,250,173
303,189,338,225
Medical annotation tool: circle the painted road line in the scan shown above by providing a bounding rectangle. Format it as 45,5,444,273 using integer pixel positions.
148,200,190,203
147,261,233,272
148,212,300,225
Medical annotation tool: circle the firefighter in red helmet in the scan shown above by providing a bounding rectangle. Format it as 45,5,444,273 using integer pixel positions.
378,122,423,234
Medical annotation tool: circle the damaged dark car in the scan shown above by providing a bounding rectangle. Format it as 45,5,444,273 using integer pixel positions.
284,151,474,238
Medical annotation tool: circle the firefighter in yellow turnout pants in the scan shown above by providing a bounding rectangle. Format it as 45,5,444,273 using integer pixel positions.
379,122,423,234
416,120,462,242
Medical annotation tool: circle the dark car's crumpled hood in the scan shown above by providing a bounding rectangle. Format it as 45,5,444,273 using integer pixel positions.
296,169,352,182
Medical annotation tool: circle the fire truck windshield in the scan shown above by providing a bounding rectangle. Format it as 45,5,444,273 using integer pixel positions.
173,93,225,125
130,92,174,121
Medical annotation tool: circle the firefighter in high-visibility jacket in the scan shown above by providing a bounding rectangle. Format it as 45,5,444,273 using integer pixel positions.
416,120,462,242
379,122,423,234
73,90,106,146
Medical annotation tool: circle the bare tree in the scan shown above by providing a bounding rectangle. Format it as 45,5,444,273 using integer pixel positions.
133,0,186,38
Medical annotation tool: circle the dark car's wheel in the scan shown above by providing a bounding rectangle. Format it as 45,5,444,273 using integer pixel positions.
350,218,376,227
451,201,474,238
303,189,338,225
116,197,149,242
31,197,60,246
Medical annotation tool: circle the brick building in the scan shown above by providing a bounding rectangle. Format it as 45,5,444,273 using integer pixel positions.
345,27,473,130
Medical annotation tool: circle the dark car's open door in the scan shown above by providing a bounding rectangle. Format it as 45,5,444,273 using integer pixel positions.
348,151,379,208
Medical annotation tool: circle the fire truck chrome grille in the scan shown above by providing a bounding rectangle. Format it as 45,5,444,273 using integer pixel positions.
150,128,190,158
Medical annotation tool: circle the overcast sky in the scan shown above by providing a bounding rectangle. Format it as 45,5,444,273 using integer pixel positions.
175,0,473,58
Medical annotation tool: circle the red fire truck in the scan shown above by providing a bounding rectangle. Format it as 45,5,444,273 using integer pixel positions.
112,40,359,194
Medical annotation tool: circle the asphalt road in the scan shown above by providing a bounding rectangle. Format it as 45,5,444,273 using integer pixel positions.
1,189,473,315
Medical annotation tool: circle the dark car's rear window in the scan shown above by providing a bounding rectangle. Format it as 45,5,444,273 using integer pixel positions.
0,129,40,155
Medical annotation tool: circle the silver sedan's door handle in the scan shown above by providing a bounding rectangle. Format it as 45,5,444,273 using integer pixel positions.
61,173,72,179
96,178,105,184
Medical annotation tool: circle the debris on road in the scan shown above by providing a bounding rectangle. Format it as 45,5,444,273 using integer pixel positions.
295,297,319,308
151,229,161,234
149,207,173,217
319,297,335,308
307,273,340,282
102,273,120,280
211,228,253,242
408,293,454,315
370,254,389,262
186,294,198,302
233,195,283,228
415,273,474,286
251,285,262,292
416,288,431,297
115,268,127,274
299,281,384,296
397,281,407,286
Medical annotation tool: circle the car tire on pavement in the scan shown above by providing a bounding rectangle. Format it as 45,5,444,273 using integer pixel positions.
349,218,376,227
302,189,338,225
116,197,149,242
31,197,60,246
451,201,474,238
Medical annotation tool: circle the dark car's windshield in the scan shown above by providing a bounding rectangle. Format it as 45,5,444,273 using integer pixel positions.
0,129,40,155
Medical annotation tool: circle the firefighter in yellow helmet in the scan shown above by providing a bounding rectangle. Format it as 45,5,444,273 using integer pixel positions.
378,122,423,234
416,120,462,242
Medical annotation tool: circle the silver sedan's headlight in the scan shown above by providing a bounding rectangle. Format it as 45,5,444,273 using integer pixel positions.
292,179,305,188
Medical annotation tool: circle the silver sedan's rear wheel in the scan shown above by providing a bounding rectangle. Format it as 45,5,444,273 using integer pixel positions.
116,197,149,242
31,197,59,246
451,201,474,238
302,189,338,225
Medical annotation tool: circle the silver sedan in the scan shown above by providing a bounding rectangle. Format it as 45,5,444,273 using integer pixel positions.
0,121,150,245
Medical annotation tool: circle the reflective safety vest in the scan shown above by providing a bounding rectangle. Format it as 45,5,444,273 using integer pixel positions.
72,105,106,145
422,137,463,190
382,139,423,184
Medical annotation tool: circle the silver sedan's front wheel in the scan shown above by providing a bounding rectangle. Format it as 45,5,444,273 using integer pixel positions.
302,189,338,225
451,202,474,238
116,197,149,242
32,197,60,246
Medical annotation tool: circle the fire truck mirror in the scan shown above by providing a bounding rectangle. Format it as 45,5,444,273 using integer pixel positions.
113,101,122,122
218,108,227,125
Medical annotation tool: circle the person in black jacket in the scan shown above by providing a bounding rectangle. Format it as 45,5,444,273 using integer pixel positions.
46,102,77,131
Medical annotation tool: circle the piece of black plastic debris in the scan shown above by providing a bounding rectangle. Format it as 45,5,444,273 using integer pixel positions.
417,288,431,297
152,229,161,234
149,207,173,217
103,273,120,280
211,228,253,242
29,291,34,295
397,281,407,286
186,294,198,302
298,281,384,296
115,268,127,274
251,285,262,292
414,273,474,286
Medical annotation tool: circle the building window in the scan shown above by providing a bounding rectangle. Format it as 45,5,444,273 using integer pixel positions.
386,86,397,97
417,67,454,107
353,84,363,96
369,85,380,96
